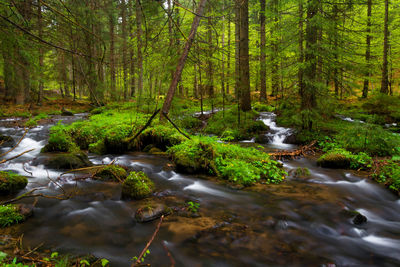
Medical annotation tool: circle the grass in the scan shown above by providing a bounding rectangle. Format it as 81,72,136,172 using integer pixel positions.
0,205,24,228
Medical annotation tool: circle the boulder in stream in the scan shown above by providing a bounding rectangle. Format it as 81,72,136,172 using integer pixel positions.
317,152,351,169
45,152,92,170
93,165,127,182
121,171,155,199
352,213,367,225
61,107,74,116
0,171,28,195
134,203,170,223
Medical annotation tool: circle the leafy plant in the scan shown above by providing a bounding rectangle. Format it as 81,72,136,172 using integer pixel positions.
0,205,24,228
187,201,200,213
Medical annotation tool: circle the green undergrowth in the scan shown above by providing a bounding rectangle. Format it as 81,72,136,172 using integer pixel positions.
372,160,400,195
168,136,286,186
0,205,24,228
122,171,155,199
203,108,268,141
25,113,49,128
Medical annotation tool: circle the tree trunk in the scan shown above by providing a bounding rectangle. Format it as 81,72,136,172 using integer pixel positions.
109,1,116,100
234,0,240,100
121,0,128,100
270,0,279,97
362,0,372,98
259,0,267,101
161,0,208,119
37,1,44,105
380,0,389,94
298,0,304,98
207,7,214,96
238,0,251,111
301,0,319,130
136,0,143,96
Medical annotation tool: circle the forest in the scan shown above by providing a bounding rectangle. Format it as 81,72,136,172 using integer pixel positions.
0,0,400,266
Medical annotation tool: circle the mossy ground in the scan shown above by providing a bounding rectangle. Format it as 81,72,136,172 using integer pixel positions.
0,171,27,195
93,165,128,182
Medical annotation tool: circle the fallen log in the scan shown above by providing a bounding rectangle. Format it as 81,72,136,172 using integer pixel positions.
269,140,317,160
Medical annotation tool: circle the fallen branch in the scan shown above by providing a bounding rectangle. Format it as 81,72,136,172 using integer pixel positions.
132,215,164,267
162,112,191,140
269,140,317,160
0,149,35,164
0,128,29,158
126,108,161,144
162,241,175,267
0,187,71,205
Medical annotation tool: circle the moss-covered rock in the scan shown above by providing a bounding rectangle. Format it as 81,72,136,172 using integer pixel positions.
293,167,311,178
317,152,351,169
93,165,127,182
134,203,170,223
45,152,93,170
0,171,28,195
41,130,78,153
122,171,155,199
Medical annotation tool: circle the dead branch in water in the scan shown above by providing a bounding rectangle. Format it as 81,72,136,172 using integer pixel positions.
132,215,164,267
0,128,29,158
269,140,317,160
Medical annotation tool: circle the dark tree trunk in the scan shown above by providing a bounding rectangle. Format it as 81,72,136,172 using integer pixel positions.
259,0,267,101
362,0,372,98
380,0,389,94
238,0,251,111
161,0,207,119
136,0,143,96
298,0,304,98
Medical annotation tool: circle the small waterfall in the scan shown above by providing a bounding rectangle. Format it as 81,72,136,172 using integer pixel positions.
259,112,293,148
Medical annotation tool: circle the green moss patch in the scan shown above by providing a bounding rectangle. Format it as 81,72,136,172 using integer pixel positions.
168,136,286,186
0,171,28,195
93,165,128,182
122,171,155,199
0,204,24,228
317,149,372,170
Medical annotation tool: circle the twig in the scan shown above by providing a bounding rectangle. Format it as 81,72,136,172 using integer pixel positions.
162,112,191,140
0,128,28,158
126,108,161,144
0,149,35,164
132,215,164,267
22,162,33,176
162,241,175,267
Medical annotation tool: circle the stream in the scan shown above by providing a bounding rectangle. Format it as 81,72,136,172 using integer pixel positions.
1,113,400,266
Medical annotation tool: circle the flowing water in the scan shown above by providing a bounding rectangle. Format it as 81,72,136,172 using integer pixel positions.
1,114,400,266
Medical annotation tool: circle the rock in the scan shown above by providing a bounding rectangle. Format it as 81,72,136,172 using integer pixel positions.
283,133,297,144
0,134,15,147
16,204,34,219
121,171,155,199
61,107,74,116
134,203,170,223
148,147,163,154
255,134,270,144
353,213,367,225
292,167,311,178
0,171,28,195
93,165,127,182
317,152,351,169
45,152,93,170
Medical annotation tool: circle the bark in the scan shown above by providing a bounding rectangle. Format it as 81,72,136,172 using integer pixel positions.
37,1,44,105
270,0,279,97
234,0,240,99
136,0,143,96
259,0,267,101
362,0,372,98
301,0,319,130
380,0,389,94
227,10,231,95
161,0,208,119
109,0,116,100
298,0,304,98
207,7,214,96
238,0,251,111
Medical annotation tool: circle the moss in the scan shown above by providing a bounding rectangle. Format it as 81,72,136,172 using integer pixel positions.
317,152,350,169
121,171,155,199
46,152,93,170
372,160,400,195
168,136,286,186
42,128,79,153
88,140,106,155
93,165,127,182
0,171,28,195
0,204,24,228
